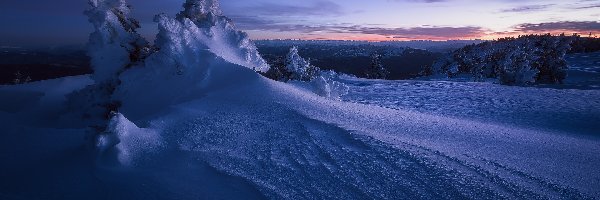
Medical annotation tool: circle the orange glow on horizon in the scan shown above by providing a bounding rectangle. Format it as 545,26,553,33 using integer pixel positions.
281,31,600,42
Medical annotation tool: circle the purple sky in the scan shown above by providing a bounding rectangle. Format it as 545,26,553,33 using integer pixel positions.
1,0,598,45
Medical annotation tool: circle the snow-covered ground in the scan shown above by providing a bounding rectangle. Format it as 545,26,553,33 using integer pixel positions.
340,51,600,136
340,78,600,136
564,51,600,89
1,0,599,199
1,58,599,199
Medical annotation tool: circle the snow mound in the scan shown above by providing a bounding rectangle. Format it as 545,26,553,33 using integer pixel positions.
96,113,162,166
310,71,349,99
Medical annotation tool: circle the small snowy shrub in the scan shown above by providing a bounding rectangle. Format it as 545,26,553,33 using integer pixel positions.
285,46,320,81
497,46,539,85
365,53,389,79
263,47,347,99
311,71,349,99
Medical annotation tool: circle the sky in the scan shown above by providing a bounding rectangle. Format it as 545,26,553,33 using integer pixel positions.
0,0,599,46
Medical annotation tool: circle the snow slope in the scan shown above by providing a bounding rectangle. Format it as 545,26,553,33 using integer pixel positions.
1,61,599,199
341,52,600,136
341,77,600,136
564,51,600,89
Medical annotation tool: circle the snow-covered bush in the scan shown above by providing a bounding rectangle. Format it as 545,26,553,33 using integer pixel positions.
285,46,320,81
263,46,320,82
261,56,288,81
311,70,349,99
263,48,348,99
497,45,539,85
433,34,575,85
365,53,389,79
12,71,31,84
534,34,573,83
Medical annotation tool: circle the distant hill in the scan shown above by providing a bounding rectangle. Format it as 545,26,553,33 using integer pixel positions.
256,41,446,80
0,47,91,84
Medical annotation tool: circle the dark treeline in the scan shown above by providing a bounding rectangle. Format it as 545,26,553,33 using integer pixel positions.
0,47,91,85
1,35,599,85
257,44,441,80
570,36,600,53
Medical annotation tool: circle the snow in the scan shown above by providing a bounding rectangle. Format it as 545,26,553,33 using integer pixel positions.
565,51,600,89
341,77,600,136
176,0,270,72
1,61,599,199
285,46,314,80
85,0,149,83
96,113,162,166
1,0,599,199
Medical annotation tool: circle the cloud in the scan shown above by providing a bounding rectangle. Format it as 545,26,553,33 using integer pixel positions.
243,1,344,17
515,21,600,33
350,26,487,39
230,16,486,39
500,4,554,12
389,0,448,3
573,3,600,9
230,16,334,33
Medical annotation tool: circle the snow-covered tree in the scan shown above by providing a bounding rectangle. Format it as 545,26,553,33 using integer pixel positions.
433,34,575,85
13,71,23,84
498,45,539,85
533,34,573,84
175,0,270,72
177,0,222,27
262,56,288,81
84,0,149,83
284,46,320,81
69,0,150,132
365,53,389,79
262,49,348,99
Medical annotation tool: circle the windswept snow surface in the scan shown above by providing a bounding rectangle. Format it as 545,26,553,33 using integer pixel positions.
341,78,600,136
565,51,600,89
340,52,600,136
1,60,600,199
